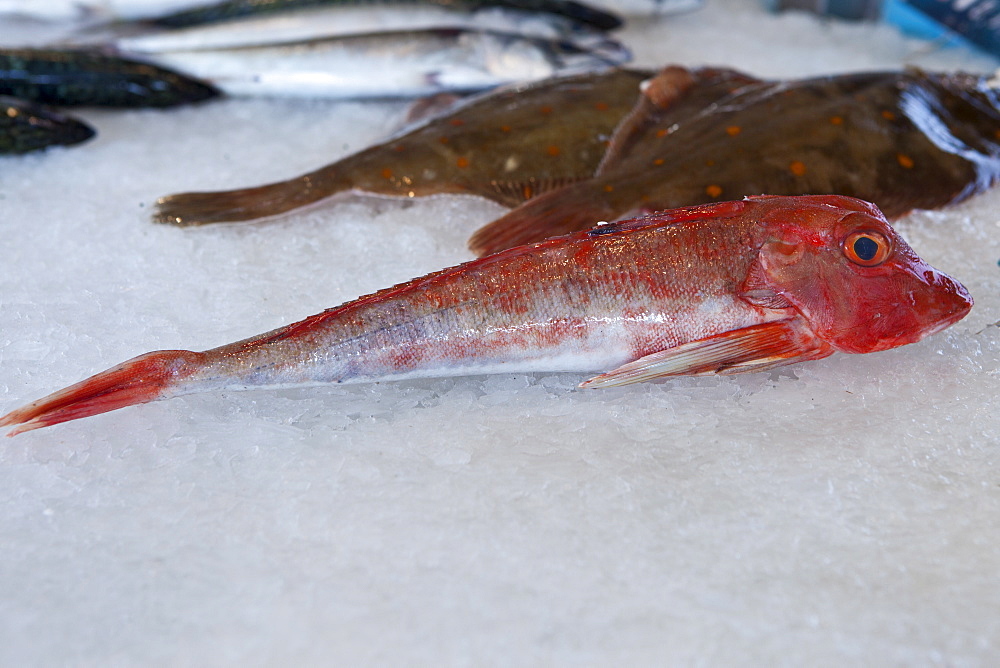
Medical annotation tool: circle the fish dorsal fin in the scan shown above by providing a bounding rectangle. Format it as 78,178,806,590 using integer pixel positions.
469,195,748,258
585,199,749,236
580,319,833,389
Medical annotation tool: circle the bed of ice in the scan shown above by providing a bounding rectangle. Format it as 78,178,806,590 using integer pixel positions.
3,1,1000,664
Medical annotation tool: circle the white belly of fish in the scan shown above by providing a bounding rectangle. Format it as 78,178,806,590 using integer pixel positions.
147,31,576,99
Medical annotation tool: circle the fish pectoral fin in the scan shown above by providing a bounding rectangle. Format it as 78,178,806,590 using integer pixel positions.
579,319,832,389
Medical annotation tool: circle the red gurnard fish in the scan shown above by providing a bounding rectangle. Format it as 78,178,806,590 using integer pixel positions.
1,195,972,436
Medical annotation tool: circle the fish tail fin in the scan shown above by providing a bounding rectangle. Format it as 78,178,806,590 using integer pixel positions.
153,167,350,226
1,350,203,436
468,186,618,256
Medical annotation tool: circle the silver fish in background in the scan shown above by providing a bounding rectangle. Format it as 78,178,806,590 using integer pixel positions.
143,29,631,98
0,0,622,24
584,0,702,15
145,0,623,30
111,5,611,54
0,95,94,153
0,0,702,23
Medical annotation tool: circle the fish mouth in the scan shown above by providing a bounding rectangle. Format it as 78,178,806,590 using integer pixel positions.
920,296,973,339
840,268,973,354
911,269,974,342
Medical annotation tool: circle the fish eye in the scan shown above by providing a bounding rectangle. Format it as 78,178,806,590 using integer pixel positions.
842,231,891,267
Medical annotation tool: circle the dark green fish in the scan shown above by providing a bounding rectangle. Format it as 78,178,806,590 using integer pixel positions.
150,0,622,30
469,67,1000,255
0,48,220,107
153,68,653,225
0,96,95,154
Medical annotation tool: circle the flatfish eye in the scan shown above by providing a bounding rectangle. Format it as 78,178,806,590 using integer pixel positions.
843,231,891,267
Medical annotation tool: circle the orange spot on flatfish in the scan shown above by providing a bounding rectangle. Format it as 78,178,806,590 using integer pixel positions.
500,125,511,132
653,158,665,166
830,115,844,125
705,159,715,167
897,153,914,169
595,101,609,111
438,136,449,145
706,184,722,198
726,125,741,136
789,160,807,176
456,157,470,168
656,128,668,138
604,185,614,192
449,118,465,127
540,105,553,115
546,145,561,157
522,184,534,199
881,110,896,121
381,168,393,179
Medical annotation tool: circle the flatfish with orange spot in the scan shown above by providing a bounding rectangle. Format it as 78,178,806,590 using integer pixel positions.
153,67,659,225
469,67,1000,256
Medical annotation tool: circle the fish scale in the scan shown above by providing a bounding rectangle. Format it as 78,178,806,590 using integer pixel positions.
161,214,767,387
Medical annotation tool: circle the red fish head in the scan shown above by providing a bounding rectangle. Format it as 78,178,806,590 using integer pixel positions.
746,195,973,354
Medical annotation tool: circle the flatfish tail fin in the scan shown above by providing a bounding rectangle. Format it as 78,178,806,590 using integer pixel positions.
468,184,616,256
152,171,349,226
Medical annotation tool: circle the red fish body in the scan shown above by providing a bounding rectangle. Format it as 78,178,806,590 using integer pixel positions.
1,195,972,435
